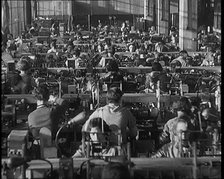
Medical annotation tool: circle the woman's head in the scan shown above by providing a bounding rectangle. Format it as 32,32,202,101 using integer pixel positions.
106,87,123,104
16,57,31,71
106,60,119,72
152,62,163,72
172,97,192,115
32,85,50,102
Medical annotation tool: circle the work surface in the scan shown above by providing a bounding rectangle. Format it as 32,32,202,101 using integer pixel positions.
2,156,221,170
1,157,221,179
4,93,215,104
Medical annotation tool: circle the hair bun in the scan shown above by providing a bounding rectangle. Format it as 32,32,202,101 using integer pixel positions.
16,57,30,71
106,87,123,103
32,85,49,101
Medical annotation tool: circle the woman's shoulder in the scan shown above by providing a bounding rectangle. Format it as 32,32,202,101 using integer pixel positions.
166,117,178,125
20,73,31,80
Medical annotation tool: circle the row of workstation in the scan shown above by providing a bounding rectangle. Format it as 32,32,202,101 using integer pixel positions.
1,156,221,179
2,92,216,134
4,92,215,105
47,66,221,73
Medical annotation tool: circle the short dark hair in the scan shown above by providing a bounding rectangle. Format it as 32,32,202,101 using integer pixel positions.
32,85,50,101
101,162,130,179
16,57,31,71
179,50,188,55
106,87,123,104
152,62,163,72
172,97,192,113
106,60,119,72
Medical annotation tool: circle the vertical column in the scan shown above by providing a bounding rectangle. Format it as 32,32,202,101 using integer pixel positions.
179,0,198,51
26,0,32,26
67,0,72,16
144,0,148,19
157,0,161,34
33,0,37,19
67,0,73,32
156,0,170,35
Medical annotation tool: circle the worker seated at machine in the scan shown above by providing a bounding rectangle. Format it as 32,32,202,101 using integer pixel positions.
159,96,199,147
201,108,220,132
27,85,69,158
73,87,137,158
72,117,126,158
100,59,123,84
142,62,170,93
151,118,193,158
197,107,221,155
16,57,37,94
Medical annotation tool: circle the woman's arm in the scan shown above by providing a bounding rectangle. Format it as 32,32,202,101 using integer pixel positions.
82,110,100,131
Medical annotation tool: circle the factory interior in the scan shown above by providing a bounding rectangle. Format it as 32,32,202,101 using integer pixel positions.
1,0,221,179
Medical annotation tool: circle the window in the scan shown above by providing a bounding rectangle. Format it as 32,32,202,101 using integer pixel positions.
187,0,196,30
210,0,214,7
162,0,169,21
217,15,221,29
98,0,106,7
148,0,154,17
7,0,26,37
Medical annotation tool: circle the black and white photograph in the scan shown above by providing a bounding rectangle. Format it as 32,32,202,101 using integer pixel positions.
1,0,221,178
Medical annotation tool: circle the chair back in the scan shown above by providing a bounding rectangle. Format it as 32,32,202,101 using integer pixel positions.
39,127,56,158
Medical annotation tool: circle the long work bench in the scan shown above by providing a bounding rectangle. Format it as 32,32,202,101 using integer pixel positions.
47,66,221,74
4,93,215,105
1,156,221,179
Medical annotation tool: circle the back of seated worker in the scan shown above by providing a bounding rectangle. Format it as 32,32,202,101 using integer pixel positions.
170,50,189,67
7,72,26,94
144,62,170,93
16,57,37,94
28,85,53,139
82,87,137,149
101,60,123,83
151,118,192,158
